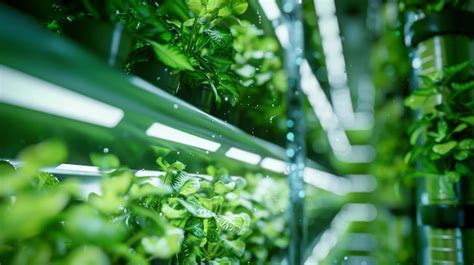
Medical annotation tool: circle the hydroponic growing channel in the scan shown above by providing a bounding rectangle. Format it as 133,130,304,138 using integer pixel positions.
0,0,473,264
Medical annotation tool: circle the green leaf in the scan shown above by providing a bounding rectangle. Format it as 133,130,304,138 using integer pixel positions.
151,146,171,158
452,80,474,92
460,116,474,125
443,61,471,77
435,120,448,142
185,217,205,237
404,94,426,109
432,141,457,155
214,180,236,194
452,123,468,133
172,171,191,191
446,171,461,183
222,238,246,257
149,41,194,71
1,191,69,240
141,227,184,259
458,139,474,150
102,172,132,195
162,203,188,219
209,256,239,265
19,139,67,173
90,153,120,170
67,246,110,265
198,195,224,211
178,197,215,218
185,0,203,16
156,157,170,171
204,218,220,242
179,178,201,196
129,183,172,199
215,213,250,235
454,150,469,161
64,205,127,246
409,126,424,145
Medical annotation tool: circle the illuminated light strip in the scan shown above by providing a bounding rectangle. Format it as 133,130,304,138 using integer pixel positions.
258,0,281,20
260,157,288,174
53,164,102,176
0,65,124,128
135,170,165,177
312,0,374,130
303,167,350,195
305,203,377,264
146,122,221,152
225,147,262,165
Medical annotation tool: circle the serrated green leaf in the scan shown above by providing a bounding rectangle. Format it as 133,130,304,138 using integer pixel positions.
149,41,194,71
204,218,220,242
179,178,201,196
172,171,191,191
432,141,457,155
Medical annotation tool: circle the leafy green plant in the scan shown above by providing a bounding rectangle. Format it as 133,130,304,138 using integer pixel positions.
399,0,470,13
405,61,474,199
124,0,249,105
0,140,289,264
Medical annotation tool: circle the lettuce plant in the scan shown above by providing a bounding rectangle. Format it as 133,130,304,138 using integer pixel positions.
405,61,474,200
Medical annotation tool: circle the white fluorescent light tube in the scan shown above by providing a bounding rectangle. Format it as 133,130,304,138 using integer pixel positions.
135,170,165,177
258,0,281,20
260,157,288,173
225,147,262,165
53,164,101,176
146,122,221,152
0,66,124,128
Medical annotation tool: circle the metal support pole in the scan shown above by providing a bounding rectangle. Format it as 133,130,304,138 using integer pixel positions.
282,0,306,264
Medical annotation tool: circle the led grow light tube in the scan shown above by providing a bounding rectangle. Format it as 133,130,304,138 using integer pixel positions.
260,157,288,173
259,0,282,21
305,203,377,264
146,122,221,152
225,147,262,165
0,65,124,128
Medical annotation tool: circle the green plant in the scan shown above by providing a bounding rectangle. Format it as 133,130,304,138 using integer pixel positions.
125,0,249,105
399,0,470,13
0,140,289,264
405,61,474,199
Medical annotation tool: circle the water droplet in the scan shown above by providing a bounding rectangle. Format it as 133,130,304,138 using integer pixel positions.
205,151,209,154
173,104,178,109
103,147,109,153
298,190,305,198
287,120,294,128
